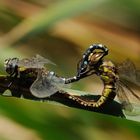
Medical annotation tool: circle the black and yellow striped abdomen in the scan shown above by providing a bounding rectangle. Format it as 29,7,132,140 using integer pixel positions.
94,60,118,107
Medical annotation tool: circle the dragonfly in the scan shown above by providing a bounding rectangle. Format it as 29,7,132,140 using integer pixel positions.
4,54,68,98
73,44,140,116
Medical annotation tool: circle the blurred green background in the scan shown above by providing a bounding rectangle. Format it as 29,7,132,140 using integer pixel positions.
0,0,140,140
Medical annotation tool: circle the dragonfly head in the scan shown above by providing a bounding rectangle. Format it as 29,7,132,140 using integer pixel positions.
4,58,19,75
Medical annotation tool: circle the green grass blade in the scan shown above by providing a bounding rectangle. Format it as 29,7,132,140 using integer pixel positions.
1,0,106,45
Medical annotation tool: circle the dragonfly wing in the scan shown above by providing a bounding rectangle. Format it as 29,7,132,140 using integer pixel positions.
18,55,56,69
35,54,56,66
116,81,140,115
30,71,69,98
30,71,59,98
117,59,140,86
116,82,133,112
117,59,140,115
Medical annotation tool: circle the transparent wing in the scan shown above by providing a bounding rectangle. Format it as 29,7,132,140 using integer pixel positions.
117,59,140,86
116,80,140,115
18,54,56,69
116,81,133,112
30,70,69,98
117,59,140,115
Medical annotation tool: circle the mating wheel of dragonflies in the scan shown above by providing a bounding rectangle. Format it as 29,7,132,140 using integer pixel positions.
3,44,140,116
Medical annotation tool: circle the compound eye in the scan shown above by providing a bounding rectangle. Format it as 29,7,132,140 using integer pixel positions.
4,58,18,75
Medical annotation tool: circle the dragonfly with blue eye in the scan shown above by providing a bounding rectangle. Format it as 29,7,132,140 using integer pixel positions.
2,44,140,116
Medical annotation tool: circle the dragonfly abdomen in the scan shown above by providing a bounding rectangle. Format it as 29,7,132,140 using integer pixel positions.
66,92,113,108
